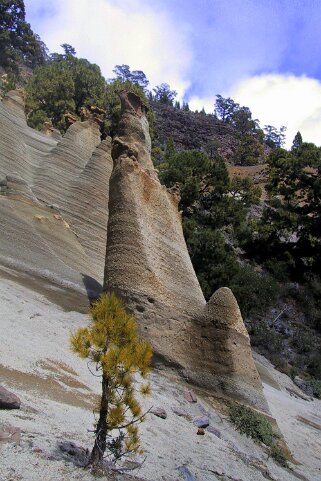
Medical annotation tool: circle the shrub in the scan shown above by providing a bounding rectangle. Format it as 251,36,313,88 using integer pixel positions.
310,378,321,399
307,353,321,380
229,265,278,318
248,319,284,356
229,404,288,467
229,405,273,446
270,446,288,467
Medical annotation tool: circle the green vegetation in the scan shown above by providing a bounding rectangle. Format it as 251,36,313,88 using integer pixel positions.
152,83,177,105
0,1,47,77
26,46,107,132
229,404,273,445
70,293,152,466
105,75,151,138
229,404,287,466
310,377,321,399
263,124,286,149
159,146,278,316
25,57,152,135
247,140,321,327
214,95,264,165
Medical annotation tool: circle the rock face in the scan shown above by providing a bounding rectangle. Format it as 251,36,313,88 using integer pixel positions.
0,89,269,411
0,90,113,291
191,287,268,409
151,101,240,160
104,91,269,412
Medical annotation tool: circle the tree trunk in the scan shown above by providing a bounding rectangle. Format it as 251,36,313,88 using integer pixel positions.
89,375,109,466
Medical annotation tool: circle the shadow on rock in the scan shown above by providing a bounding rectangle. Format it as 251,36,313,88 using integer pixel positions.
81,274,102,304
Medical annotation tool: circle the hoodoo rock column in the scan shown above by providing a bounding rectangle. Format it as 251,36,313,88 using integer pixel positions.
104,90,269,413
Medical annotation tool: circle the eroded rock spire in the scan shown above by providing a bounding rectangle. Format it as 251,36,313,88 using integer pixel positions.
103,90,269,412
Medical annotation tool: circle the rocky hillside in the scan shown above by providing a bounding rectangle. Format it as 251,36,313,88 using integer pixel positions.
151,101,270,167
152,101,240,161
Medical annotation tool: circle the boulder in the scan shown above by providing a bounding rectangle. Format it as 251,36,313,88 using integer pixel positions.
0,423,21,445
0,386,21,409
294,377,314,397
193,416,209,428
58,441,89,466
151,407,167,419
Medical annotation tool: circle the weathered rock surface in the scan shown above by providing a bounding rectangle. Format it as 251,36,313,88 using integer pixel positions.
103,91,269,412
0,386,21,409
0,89,267,411
190,287,269,409
152,101,240,160
0,90,112,291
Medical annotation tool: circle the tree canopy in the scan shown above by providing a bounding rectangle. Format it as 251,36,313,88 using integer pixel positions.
0,0,47,75
159,147,269,313
152,83,177,105
257,142,321,278
26,52,107,131
214,95,264,165
112,64,149,90
264,125,287,149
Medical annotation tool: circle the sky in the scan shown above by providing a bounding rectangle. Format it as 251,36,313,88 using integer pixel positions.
25,0,321,148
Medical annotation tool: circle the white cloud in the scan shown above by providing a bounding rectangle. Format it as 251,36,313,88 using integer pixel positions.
188,96,215,114
189,74,321,149
230,74,321,148
25,0,191,97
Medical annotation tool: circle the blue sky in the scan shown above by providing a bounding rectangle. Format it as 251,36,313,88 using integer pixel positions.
25,0,321,147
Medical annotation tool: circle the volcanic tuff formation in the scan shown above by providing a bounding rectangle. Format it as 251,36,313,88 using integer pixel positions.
0,90,112,292
0,89,269,412
104,91,269,412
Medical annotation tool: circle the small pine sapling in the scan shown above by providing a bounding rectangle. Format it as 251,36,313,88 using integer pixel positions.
70,292,152,467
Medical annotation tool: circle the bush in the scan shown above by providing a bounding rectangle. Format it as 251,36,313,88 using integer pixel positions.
297,277,321,331
310,378,321,398
291,328,314,354
229,405,273,446
264,254,294,282
307,353,321,380
270,446,288,467
229,404,288,467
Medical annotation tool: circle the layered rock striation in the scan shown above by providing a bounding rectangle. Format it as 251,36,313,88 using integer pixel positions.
0,89,269,411
0,90,112,290
104,91,269,412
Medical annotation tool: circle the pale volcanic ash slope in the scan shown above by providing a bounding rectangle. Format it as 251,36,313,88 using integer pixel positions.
0,274,320,481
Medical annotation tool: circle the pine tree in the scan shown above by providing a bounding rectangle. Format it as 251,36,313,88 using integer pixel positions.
164,137,176,160
291,131,303,151
70,292,152,466
0,0,47,75
26,54,107,131
152,83,177,105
